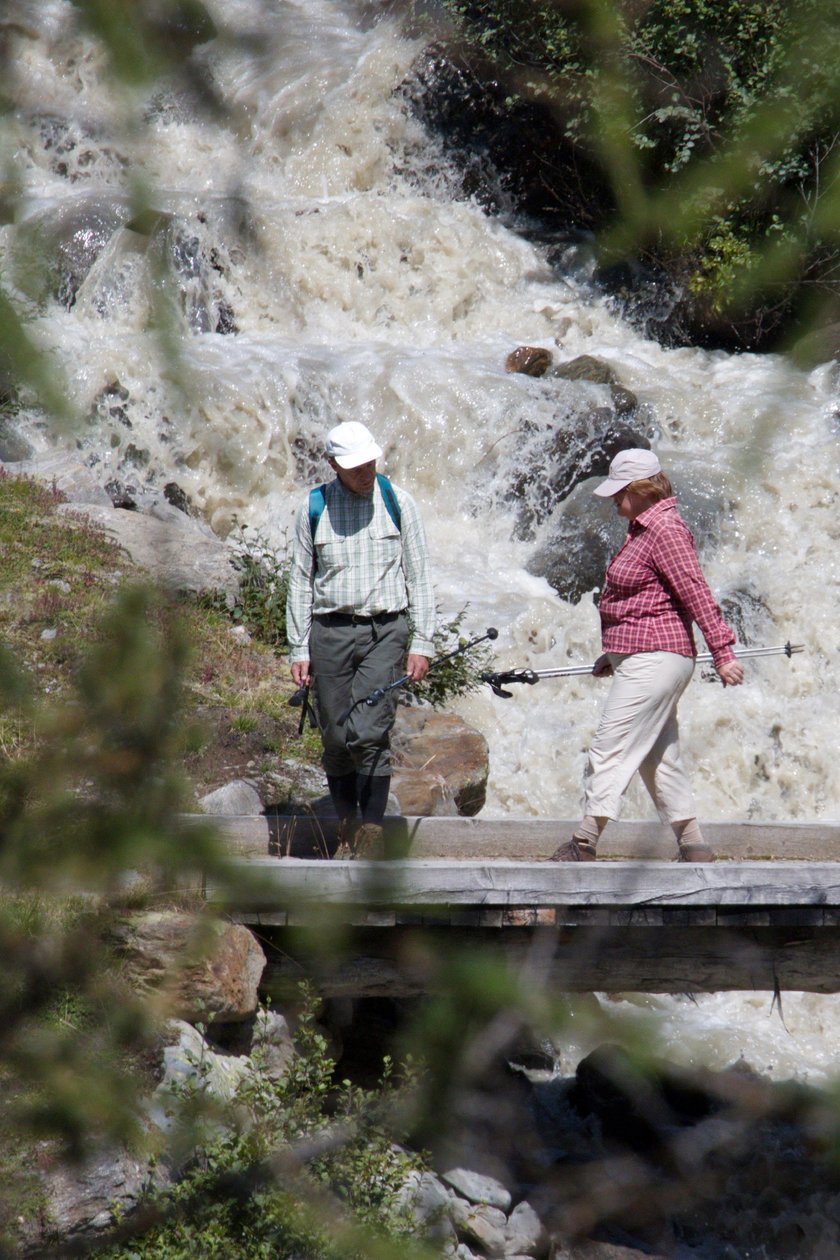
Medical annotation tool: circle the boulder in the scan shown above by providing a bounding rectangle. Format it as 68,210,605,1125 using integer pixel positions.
199,778,264,816
33,1148,155,1245
148,1019,252,1132
505,345,553,376
449,1198,508,1257
441,1166,512,1211
550,354,639,416
390,707,490,816
504,1200,549,1257
527,461,726,603
251,1008,296,1081
509,412,650,540
55,500,239,601
395,1169,458,1243
109,911,266,1023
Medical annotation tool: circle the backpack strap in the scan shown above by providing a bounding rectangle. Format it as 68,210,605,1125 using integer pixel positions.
376,473,401,532
308,483,328,542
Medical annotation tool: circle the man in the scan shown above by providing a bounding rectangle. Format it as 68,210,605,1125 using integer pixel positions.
286,421,435,856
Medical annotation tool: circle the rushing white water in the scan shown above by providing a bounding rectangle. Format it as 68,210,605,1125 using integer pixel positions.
3,0,840,1101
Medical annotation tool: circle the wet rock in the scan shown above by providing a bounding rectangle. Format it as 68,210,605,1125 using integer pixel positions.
506,345,553,376
570,1045,719,1160
110,911,266,1024
510,413,649,540
164,481,193,514
791,320,840,367
4,451,113,506
550,355,638,416
526,479,625,603
390,707,490,816
9,194,129,309
0,418,33,462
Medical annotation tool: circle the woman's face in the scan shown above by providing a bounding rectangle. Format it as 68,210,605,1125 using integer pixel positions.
612,487,650,520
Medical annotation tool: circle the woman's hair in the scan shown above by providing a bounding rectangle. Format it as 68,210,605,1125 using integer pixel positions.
626,471,673,502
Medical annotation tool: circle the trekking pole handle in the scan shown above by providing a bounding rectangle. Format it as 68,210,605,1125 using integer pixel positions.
339,627,499,723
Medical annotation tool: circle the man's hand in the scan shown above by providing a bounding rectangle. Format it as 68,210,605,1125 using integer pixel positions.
406,654,430,683
291,659,310,687
717,659,744,687
592,654,613,677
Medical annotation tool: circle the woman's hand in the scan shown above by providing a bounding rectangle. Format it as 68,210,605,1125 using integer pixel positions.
592,654,613,677
717,659,744,687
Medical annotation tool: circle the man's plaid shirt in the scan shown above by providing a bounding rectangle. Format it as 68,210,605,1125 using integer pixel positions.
599,497,736,667
286,476,435,664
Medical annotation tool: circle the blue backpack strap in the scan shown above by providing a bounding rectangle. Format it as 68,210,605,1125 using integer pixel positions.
376,473,401,531
308,483,328,542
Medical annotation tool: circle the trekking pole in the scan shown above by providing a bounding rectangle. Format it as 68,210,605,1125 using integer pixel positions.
288,682,317,735
481,641,804,698
338,627,499,725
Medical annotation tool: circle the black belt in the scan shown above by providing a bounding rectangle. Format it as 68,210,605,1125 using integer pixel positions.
314,609,405,626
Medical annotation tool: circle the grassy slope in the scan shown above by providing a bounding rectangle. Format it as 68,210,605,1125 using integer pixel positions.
0,469,321,805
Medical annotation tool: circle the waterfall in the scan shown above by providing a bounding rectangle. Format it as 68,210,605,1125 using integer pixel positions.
2,0,840,1084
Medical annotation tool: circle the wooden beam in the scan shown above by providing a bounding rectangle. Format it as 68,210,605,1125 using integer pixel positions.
259,926,840,996
209,857,840,915
203,815,840,862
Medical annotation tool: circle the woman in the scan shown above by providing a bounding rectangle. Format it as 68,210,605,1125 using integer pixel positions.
552,448,743,863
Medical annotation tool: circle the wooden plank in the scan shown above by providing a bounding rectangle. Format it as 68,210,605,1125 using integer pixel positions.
207,858,840,914
193,814,840,861
259,926,840,995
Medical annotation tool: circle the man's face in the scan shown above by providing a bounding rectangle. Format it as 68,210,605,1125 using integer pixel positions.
331,459,377,495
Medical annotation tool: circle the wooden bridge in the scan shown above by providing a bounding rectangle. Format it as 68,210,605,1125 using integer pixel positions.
204,816,840,996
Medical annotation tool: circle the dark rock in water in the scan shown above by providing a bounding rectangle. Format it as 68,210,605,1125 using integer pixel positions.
164,481,193,514
512,412,650,541
9,193,129,309
527,481,625,603
551,355,639,416
718,590,774,648
570,1045,721,1161
790,320,840,368
506,345,553,376
105,479,139,510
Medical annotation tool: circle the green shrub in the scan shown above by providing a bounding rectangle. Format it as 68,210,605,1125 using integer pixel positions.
102,989,427,1260
406,605,497,709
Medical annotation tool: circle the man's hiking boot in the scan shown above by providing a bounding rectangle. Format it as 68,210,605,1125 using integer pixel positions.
350,822,385,859
549,837,597,862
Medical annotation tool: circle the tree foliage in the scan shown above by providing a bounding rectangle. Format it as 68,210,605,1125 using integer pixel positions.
438,0,840,349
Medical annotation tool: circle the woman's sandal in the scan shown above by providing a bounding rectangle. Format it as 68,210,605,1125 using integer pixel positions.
549,838,597,862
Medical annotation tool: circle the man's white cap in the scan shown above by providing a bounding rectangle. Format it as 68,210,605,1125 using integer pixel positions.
593,447,661,496
325,421,383,469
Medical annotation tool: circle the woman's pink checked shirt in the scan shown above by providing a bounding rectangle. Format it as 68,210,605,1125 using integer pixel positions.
598,497,737,668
